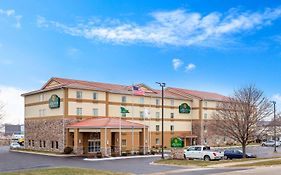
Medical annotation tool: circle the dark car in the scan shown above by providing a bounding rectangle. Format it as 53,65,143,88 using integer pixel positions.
224,149,256,159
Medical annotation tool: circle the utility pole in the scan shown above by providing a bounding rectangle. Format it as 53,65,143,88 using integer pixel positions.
156,82,165,159
272,101,277,153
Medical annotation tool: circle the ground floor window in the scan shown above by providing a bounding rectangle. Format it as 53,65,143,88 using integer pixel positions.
51,141,54,148
121,139,127,146
88,140,100,153
43,141,46,147
156,138,160,145
32,140,34,147
39,140,42,147
55,141,59,149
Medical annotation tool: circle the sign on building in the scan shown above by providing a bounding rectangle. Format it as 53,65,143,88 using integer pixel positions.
179,103,191,113
49,94,60,109
171,137,184,148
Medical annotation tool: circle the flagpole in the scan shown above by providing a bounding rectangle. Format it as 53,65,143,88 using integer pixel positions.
131,84,134,154
119,112,122,156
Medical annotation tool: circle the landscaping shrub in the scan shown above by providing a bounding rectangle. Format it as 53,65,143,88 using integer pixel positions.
63,147,73,154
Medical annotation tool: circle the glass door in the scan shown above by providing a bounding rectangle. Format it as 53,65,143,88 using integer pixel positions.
88,140,101,153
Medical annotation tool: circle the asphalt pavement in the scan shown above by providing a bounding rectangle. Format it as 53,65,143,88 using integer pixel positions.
0,146,248,175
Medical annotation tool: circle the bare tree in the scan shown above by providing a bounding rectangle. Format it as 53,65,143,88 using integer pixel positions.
212,85,272,158
0,103,4,130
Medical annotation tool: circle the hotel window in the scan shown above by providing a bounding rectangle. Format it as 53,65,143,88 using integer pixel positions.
56,141,59,149
39,109,46,117
32,140,34,147
156,138,160,145
204,113,208,119
39,94,44,102
170,125,174,132
203,125,207,132
122,139,127,146
156,112,160,118
51,141,54,148
93,92,98,100
43,141,46,148
76,108,82,116
156,125,160,131
28,140,31,146
204,138,207,144
204,101,208,107
170,113,174,119
171,99,174,106
76,91,82,99
156,99,160,106
121,96,127,103
139,97,144,104
93,108,98,116
140,111,144,118
39,140,42,148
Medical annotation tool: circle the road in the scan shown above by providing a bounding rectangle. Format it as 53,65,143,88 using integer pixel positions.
0,146,247,175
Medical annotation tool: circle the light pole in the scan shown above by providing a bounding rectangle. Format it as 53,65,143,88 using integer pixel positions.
272,101,277,153
156,82,165,159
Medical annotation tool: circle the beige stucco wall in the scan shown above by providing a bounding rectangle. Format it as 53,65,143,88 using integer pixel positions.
68,89,106,100
25,89,64,104
68,102,106,116
25,89,64,118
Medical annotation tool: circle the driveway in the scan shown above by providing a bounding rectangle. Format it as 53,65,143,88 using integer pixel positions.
0,147,247,175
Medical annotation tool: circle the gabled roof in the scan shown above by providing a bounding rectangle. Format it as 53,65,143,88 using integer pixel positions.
67,117,147,129
22,77,190,100
166,87,226,101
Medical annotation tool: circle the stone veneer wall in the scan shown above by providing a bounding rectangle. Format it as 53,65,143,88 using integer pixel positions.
25,117,78,153
170,148,185,159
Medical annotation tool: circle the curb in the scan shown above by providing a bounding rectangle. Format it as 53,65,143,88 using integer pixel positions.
84,154,169,161
9,149,77,157
150,161,199,168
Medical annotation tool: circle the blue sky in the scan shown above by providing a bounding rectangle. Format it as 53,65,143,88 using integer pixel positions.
1,0,281,124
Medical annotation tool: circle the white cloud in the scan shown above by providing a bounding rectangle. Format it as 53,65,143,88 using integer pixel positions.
36,7,281,47
67,48,80,56
185,63,196,71
0,8,22,28
0,86,26,125
172,58,183,70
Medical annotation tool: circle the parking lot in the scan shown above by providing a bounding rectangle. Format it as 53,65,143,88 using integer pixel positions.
0,145,280,174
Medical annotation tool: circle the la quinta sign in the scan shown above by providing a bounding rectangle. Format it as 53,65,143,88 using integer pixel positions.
49,94,60,109
171,137,184,148
179,103,191,114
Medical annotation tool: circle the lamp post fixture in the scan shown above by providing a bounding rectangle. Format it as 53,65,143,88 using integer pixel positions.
156,82,165,159
271,101,277,153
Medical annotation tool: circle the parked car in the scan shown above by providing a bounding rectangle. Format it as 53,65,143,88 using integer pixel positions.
224,149,256,159
261,140,281,147
183,145,224,161
10,142,21,149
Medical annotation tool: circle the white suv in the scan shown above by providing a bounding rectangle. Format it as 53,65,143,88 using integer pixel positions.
261,140,281,147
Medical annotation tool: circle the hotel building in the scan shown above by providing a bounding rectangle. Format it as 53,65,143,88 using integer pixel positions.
22,77,225,156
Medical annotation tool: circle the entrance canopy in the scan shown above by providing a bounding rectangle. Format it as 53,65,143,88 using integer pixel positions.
67,117,147,129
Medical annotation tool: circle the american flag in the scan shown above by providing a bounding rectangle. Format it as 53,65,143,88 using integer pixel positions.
132,85,145,95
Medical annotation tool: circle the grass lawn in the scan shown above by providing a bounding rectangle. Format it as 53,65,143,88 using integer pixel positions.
0,167,128,175
231,159,281,167
155,158,263,167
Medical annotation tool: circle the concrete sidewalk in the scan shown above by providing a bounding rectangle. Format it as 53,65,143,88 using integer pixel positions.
210,166,281,175
209,157,281,168
10,149,77,157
